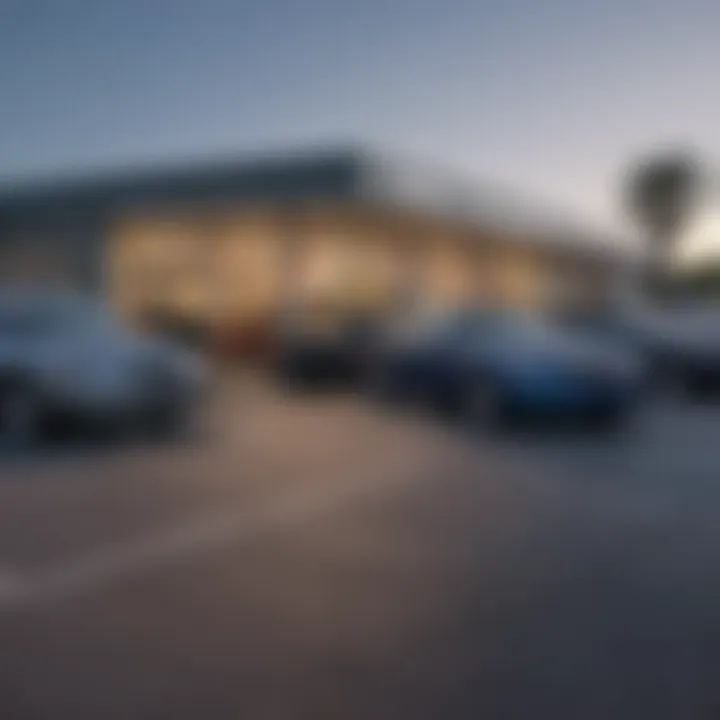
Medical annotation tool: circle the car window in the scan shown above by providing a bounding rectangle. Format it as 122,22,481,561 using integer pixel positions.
384,309,449,345
460,312,582,355
385,309,508,351
0,309,54,337
0,293,111,338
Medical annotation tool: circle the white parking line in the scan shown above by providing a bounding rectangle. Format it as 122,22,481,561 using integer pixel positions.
0,452,434,610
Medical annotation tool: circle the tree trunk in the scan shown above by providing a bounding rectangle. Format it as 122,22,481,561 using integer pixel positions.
644,230,674,306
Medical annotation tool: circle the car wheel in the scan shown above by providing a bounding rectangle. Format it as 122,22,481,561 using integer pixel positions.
649,359,687,401
685,373,720,402
588,406,631,435
0,382,42,450
364,364,399,404
142,399,189,438
462,377,505,431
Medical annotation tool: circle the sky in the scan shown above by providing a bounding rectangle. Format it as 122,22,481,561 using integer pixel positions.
1,0,719,253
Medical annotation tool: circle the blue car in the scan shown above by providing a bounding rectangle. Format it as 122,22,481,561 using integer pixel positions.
369,308,642,429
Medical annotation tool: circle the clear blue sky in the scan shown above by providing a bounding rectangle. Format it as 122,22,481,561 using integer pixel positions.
1,0,719,237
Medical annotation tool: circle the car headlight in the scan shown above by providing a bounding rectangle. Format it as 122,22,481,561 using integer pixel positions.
502,362,570,388
501,361,567,384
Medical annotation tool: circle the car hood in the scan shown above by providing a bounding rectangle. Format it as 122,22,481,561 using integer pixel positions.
490,334,642,378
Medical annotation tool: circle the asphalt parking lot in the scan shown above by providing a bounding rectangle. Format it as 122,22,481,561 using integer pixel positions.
1,375,720,719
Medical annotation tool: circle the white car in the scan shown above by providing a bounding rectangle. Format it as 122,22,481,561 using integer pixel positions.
0,288,208,446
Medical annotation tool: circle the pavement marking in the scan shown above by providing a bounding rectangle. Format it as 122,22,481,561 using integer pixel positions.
0,451,436,610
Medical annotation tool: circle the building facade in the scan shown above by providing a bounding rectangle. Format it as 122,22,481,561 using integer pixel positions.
0,148,622,341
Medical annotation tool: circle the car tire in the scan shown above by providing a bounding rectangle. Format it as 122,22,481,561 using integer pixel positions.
588,406,631,435
461,377,506,431
0,380,43,450
649,359,687,401
141,406,179,441
685,373,720,402
364,364,400,405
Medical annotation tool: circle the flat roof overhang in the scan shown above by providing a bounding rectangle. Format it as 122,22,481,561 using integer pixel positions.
0,146,628,264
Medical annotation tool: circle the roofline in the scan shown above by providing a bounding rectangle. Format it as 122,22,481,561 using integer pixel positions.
355,150,629,257
0,145,365,212
0,144,629,260
0,144,364,194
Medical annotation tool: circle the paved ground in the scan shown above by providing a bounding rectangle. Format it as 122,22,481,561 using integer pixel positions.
1,377,720,718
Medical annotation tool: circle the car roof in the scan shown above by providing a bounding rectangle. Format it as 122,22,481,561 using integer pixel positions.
0,286,96,312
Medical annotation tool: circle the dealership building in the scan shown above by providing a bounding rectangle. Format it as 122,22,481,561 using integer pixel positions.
0,147,622,337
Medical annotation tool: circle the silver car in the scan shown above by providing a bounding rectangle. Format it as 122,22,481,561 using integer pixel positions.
0,288,208,447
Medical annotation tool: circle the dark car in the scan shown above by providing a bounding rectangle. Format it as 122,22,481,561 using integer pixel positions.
557,305,720,400
0,288,208,447
639,307,720,398
276,313,381,391
368,307,642,429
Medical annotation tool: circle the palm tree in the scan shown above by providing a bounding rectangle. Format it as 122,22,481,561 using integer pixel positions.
625,152,701,302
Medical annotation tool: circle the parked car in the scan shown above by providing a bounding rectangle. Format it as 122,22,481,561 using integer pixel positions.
276,313,381,390
557,304,720,399
0,288,208,447
138,306,212,351
214,316,280,364
368,307,642,429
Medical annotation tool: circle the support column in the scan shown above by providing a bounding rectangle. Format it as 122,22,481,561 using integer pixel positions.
275,201,305,335
392,218,427,315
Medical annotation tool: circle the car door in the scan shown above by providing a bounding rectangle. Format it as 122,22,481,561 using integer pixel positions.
407,318,483,404
382,314,451,398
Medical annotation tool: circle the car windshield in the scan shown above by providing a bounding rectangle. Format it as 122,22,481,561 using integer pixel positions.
0,292,113,338
391,307,559,347
447,309,559,344
554,311,628,340
648,308,720,342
